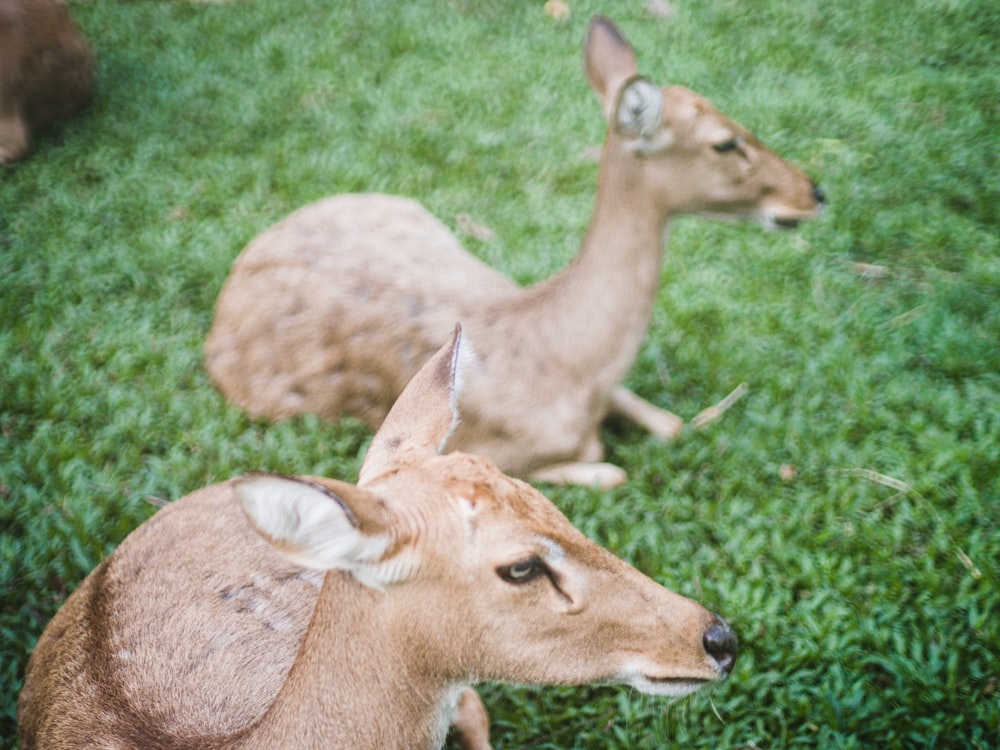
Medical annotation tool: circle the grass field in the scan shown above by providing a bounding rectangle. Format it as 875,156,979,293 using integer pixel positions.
2,0,998,747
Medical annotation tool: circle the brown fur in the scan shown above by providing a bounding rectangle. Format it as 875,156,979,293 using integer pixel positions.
19,328,737,749
0,0,93,164
204,16,824,488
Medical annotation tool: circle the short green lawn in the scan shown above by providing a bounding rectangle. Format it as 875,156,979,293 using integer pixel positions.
2,0,997,747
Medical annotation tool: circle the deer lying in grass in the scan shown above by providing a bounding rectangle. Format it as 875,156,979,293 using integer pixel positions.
205,15,824,488
0,0,93,164
18,326,737,750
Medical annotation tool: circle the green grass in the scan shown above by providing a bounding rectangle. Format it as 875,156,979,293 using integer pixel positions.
2,0,998,747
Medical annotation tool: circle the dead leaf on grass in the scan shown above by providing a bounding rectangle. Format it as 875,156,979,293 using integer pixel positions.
646,0,676,19
692,382,749,429
543,1,570,22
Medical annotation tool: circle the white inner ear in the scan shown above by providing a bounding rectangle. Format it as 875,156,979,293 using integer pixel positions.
616,78,664,141
235,475,391,575
441,332,476,454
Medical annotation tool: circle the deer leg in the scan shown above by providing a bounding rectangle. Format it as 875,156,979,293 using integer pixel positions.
449,687,493,750
530,461,627,489
0,109,29,164
528,428,627,488
609,386,684,441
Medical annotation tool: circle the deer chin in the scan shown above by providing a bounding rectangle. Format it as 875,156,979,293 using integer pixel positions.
628,674,712,697
694,208,810,230
616,661,722,697
758,199,825,230
756,210,816,231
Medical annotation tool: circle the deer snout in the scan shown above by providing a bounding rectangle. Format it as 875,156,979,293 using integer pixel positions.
703,618,738,675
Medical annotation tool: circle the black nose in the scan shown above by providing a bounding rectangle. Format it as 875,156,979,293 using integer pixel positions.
812,184,827,206
703,619,738,674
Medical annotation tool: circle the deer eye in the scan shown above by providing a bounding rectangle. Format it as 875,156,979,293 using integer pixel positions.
712,138,740,154
712,135,747,154
497,557,547,584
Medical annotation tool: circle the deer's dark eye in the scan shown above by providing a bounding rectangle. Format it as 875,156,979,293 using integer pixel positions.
497,558,547,584
713,138,740,154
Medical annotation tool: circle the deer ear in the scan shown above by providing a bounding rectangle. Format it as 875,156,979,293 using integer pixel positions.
358,324,470,484
615,77,667,153
585,15,639,120
234,473,394,576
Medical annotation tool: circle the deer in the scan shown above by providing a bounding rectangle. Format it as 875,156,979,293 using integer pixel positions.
204,15,825,489
0,0,94,164
18,326,738,750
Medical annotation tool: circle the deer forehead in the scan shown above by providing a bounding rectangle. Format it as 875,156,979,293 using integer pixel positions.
661,85,712,120
662,86,747,142
382,454,588,559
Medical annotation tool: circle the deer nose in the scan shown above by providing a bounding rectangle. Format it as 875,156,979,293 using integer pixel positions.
812,184,827,207
703,619,738,674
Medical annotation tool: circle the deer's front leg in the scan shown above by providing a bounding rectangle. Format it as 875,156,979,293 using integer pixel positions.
530,461,628,489
0,109,29,164
609,386,684,441
449,687,493,750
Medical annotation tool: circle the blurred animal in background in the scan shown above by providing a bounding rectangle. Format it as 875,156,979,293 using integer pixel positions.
0,0,93,164
205,16,824,488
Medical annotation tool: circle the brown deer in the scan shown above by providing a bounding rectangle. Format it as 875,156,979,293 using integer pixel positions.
204,15,824,488
18,326,738,750
0,0,94,164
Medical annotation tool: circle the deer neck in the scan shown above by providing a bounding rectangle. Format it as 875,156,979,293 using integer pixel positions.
233,573,454,750
522,146,672,382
